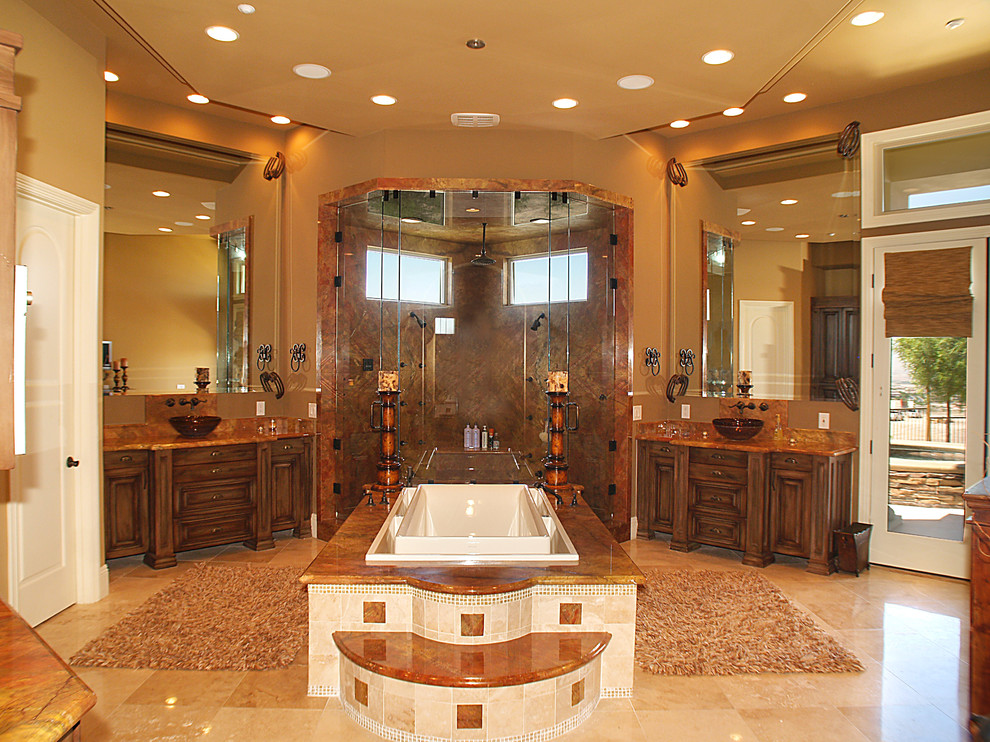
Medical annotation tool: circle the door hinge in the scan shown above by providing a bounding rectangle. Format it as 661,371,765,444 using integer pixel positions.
334,231,343,243
869,440,873,454
608,440,617,451
609,233,618,245
608,483,616,496
609,278,618,290
334,275,343,287
871,353,874,368
332,482,341,495
871,274,874,288
333,438,342,450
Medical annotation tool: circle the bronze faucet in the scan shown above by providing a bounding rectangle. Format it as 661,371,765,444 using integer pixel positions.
731,401,769,412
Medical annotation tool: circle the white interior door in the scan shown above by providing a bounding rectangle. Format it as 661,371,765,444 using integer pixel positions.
9,175,102,626
738,300,794,399
862,232,987,579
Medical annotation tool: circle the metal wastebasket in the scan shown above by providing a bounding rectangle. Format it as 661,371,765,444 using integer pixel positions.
834,522,872,576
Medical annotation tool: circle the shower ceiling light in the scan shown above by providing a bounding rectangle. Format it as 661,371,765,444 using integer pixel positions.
271,115,291,125
783,92,806,103
722,107,744,117
195,214,211,220
617,74,654,90
795,233,810,239
206,25,239,41
152,190,170,197
780,199,798,205
670,119,690,129
187,93,210,104
158,227,173,232
702,49,734,65
104,70,119,82
237,3,255,13
552,98,578,109
851,11,884,26
372,95,397,106
741,220,756,226
294,63,331,79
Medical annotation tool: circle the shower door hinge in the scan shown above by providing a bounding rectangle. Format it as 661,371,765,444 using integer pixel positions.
608,440,617,451
334,275,343,287
869,440,873,454
609,233,618,245
871,274,875,288
429,190,436,198
609,278,618,290
334,231,343,243
332,482,341,495
561,192,568,203
608,483,616,496
333,438,342,450
871,353,874,368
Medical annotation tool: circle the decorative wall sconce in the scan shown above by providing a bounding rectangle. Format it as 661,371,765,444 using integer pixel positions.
290,343,307,371
256,344,273,370
666,157,689,187
838,121,861,159
644,347,661,375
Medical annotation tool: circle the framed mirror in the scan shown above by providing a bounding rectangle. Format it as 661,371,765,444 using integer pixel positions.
215,217,252,392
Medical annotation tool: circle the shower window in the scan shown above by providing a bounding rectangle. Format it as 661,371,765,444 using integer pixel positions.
508,249,588,305
365,247,448,304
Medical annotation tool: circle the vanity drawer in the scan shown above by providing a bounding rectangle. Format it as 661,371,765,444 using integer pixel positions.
173,459,258,484
643,441,675,458
174,511,254,551
690,480,746,517
690,513,743,550
173,444,256,466
690,448,748,468
771,452,813,471
688,463,748,486
105,450,150,468
272,437,307,456
174,478,256,514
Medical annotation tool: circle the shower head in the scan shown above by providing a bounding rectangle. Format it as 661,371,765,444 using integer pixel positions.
530,312,546,331
409,311,426,328
471,222,496,265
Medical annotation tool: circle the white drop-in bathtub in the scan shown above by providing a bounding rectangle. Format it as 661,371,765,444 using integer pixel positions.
365,484,579,564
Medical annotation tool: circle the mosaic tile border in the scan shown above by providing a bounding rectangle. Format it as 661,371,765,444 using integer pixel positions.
308,582,636,604
309,684,339,697
599,687,633,698
341,689,600,742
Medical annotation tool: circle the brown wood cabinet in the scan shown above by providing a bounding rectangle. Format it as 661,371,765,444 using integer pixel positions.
810,296,859,401
962,483,990,722
104,435,313,568
638,439,852,574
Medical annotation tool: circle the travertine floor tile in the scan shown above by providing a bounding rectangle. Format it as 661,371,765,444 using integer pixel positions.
838,704,969,742
557,710,646,742
631,672,733,710
208,707,324,741
635,709,760,741
225,666,328,709
124,669,246,707
312,706,383,741
103,703,221,741
739,707,872,742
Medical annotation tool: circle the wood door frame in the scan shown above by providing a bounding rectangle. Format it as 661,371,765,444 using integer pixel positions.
8,174,104,609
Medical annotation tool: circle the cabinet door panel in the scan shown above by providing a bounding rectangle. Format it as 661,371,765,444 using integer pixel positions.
770,468,811,557
105,467,149,559
271,454,300,532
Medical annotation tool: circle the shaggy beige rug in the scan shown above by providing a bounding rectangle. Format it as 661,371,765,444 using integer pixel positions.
70,564,307,671
635,569,863,676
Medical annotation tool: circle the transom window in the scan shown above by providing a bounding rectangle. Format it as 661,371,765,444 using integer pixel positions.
366,247,447,305
508,250,588,305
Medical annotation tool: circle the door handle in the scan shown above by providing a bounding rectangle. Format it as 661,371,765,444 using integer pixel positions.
66,457,80,468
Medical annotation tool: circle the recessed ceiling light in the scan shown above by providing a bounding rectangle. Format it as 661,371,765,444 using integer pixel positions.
206,25,239,42
617,74,654,90
670,119,690,129
158,227,173,232
766,227,784,232
400,217,421,224
780,199,798,205
945,18,965,30
702,49,734,65
741,220,756,226
293,63,331,79
465,207,480,213
271,115,291,125
783,92,806,103
371,94,396,106
152,190,170,197
187,93,210,104
795,233,810,239
195,214,211,220
237,3,255,13
104,70,119,82
722,107,744,117
531,218,550,224
465,39,485,49
851,11,884,26
174,221,193,226
552,98,578,109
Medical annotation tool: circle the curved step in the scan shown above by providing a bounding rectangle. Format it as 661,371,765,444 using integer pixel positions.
333,630,610,688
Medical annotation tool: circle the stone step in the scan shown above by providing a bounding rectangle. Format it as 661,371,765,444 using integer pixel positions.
333,630,610,688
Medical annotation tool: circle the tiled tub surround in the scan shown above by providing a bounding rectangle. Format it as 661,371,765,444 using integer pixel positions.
302,494,642,740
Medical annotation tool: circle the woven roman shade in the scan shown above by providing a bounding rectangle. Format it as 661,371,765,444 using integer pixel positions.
882,247,972,337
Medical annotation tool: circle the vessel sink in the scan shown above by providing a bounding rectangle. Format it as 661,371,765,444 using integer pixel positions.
168,415,221,438
711,418,764,441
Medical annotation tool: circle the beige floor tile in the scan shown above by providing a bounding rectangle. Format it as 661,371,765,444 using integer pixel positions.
715,673,825,710
124,669,246,707
207,707,323,741
635,709,760,741
739,707,872,742
631,672,734,710
74,667,155,713
838,704,969,742
209,544,280,564
557,710,646,742
103,703,221,741
225,665,328,709
312,705,383,741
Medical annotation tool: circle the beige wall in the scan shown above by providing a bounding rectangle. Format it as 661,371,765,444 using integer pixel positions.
103,233,217,393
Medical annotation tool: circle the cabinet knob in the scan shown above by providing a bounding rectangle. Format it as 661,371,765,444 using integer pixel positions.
785,457,798,464
712,470,724,478
712,528,722,534
211,527,219,533
120,455,132,462
283,444,292,450
211,451,221,457
212,494,220,500
712,496,723,502
211,468,222,474
712,453,725,460
660,447,671,453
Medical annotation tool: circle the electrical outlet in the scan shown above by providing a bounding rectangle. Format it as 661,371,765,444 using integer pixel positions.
632,405,642,421
256,400,266,416
818,412,830,429
681,403,691,419
308,402,318,419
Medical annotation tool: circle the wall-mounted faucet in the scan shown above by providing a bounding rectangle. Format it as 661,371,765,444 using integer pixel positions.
179,397,203,409
731,401,769,412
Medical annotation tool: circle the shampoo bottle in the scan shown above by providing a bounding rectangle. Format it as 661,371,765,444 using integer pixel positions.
472,424,480,449
480,425,488,450
464,424,472,449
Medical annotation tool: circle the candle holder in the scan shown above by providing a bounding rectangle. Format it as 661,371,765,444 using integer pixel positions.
112,368,122,394
195,366,210,393
121,365,129,393
736,383,753,398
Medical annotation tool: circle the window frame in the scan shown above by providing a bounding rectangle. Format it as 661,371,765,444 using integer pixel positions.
506,248,590,306
365,246,450,306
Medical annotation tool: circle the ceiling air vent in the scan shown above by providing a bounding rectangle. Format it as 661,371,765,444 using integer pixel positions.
451,112,500,128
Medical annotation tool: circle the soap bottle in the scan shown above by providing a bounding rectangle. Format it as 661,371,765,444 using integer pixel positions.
492,432,500,451
480,425,488,450
774,414,783,441
472,424,480,450
464,424,472,449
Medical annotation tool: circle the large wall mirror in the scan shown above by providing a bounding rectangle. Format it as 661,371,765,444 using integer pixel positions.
681,135,861,401
102,126,276,394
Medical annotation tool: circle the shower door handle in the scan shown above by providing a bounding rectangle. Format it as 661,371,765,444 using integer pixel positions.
565,402,580,431
370,400,384,431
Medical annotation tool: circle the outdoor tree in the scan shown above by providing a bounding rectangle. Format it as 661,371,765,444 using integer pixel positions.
893,337,967,442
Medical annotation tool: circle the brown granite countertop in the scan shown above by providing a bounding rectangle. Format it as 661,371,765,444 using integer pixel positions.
636,421,857,457
0,600,96,740
300,494,644,594
104,417,315,452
